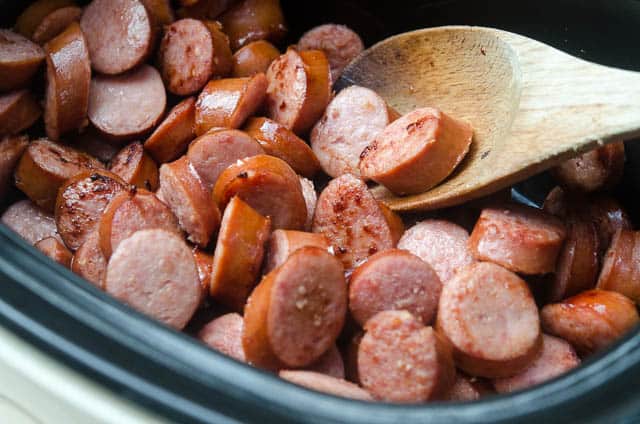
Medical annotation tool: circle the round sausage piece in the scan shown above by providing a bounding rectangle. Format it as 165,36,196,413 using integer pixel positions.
198,312,246,362
586,195,632,258
213,155,307,230
192,247,213,296
159,157,221,248
105,229,201,330
0,89,42,136
55,170,126,251
265,49,331,135
0,29,45,92
110,141,159,191
552,142,625,193
298,24,364,83
89,65,166,142
443,373,494,402
232,40,280,77
219,0,287,51
358,310,455,402
541,289,639,356
186,128,264,191
299,176,317,231
359,107,473,195
305,345,345,379
264,230,329,274
35,236,73,267
349,249,442,327
71,230,107,289
14,138,103,211
68,128,120,164
244,117,321,178
310,85,395,178
437,262,541,378
312,174,397,270
492,334,580,394
15,0,74,39
194,74,268,136
210,196,270,312
80,0,155,75
279,371,371,401
596,230,640,304
469,204,567,275
32,6,82,45
398,219,474,284
144,97,196,164
243,247,347,370
2,200,58,245
0,135,29,200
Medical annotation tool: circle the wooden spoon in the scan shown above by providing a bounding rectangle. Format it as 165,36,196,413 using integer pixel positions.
336,26,640,211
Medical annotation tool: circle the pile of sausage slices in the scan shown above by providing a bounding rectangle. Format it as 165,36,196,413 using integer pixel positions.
1,0,639,404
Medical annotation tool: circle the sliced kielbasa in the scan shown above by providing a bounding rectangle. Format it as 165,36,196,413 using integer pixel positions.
0,90,42,136
279,370,372,401
15,0,74,39
32,6,82,45
444,373,494,402
140,0,175,28
71,229,107,289
192,247,213,296
2,199,58,245
35,236,72,267
198,312,246,362
0,29,45,92
219,0,287,51
110,141,159,191
299,176,317,231
596,229,640,304
231,40,280,77
264,229,329,273
305,345,345,379
68,129,120,164
144,97,197,164
0,135,29,201
552,142,625,193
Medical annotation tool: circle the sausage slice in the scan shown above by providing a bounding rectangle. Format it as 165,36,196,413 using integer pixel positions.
552,142,625,193
35,236,73,267
265,49,331,135
358,310,455,402
469,204,567,275
198,312,246,362
2,200,58,245
359,107,473,195
194,74,267,136
88,65,166,142
243,247,347,370
305,345,345,379
437,262,542,378
210,196,270,311
444,373,494,402
0,135,29,200
71,229,107,289
80,0,155,75
541,289,639,356
0,90,42,136
0,29,45,92
159,157,221,248
264,230,329,274
192,247,213,296
15,138,103,211
312,174,397,269
32,6,82,45
244,117,320,178
144,97,197,164
596,229,640,304
15,0,74,39
105,229,201,330
110,141,159,191
213,155,307,230
231,40,280,78
349,249,442,326
219,0,287,51
279,371,372,401
299,176,317,231
55,170,126,251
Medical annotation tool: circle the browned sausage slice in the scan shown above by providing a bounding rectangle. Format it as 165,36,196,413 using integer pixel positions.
265,49,331,135
298,24,364,83
552,142,625,193
437,262,541,378
596,229,640,303
492,334,580,394
243,247,347,370
359,107,473,195
541,289,639,356
15,138,103,211
349,249,442,327
15,0,74,39
310,86,395,178
98,188,181,258
264,230,329,273
80,0,155,75
186,128,264,191
398,219,474,283
210,196,270,311
140,0,175,27
312,174,397,269
0,29,45,92
213,155,307,230
219,0,287,51
105,229,201,329
88,65,166,142
0,135,29,200
469,204,567,275
358,310,455,402
55,170,126,251
203,20,233,78
0,90,42,136
35,236,73,267
110,142,159,191
192,247,213,296
586,195,632,258
194,74,267,136
68,129,120,164
299,176,316,231
144,97,197,164
305,345,345,379
159,157,221,248
32,6,82,45
244,117,321,178
279,371,372,401
2,200,58,245
444,373,494,402
231,40,280,77
198,312,246,362
71,229,107,289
